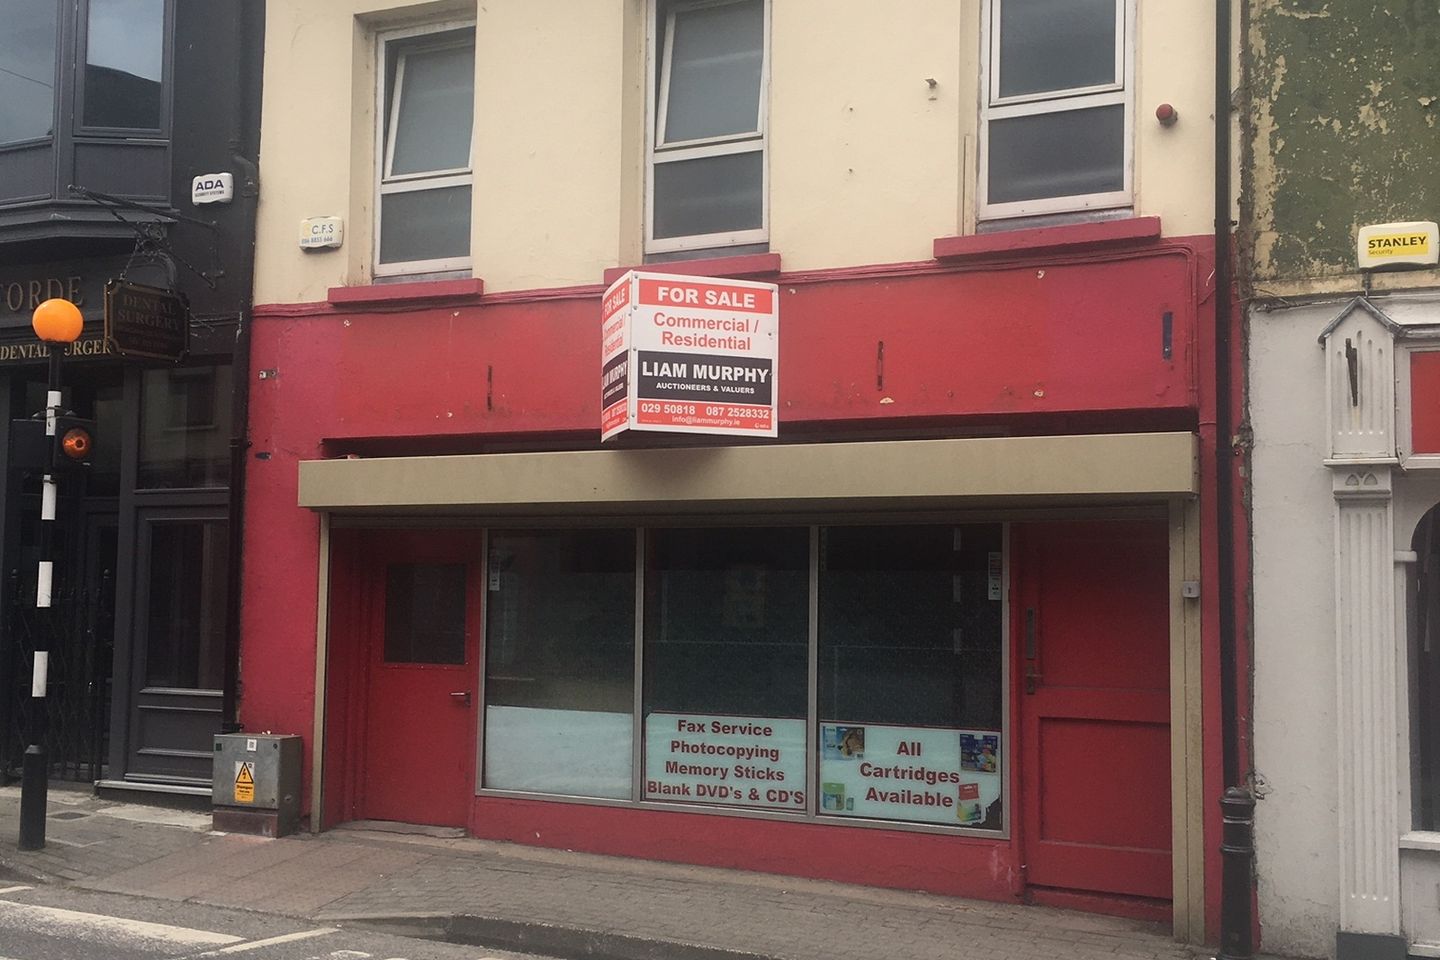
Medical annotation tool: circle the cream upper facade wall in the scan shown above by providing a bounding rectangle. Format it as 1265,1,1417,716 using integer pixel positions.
767,0,966,269
256,0,1219,303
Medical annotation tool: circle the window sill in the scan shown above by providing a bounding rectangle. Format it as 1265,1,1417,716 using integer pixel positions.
1400,831,1440,852
933,216,1161,262
327,277,485,308
604,252,781,287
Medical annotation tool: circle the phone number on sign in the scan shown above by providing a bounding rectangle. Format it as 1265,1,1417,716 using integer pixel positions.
638,402,769,419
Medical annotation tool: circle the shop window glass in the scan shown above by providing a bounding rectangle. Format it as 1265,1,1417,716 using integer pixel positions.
83,0,164,130
143,519,228,689
139,364,231,489
0,0,57,144
483,529,635,799
642,527,808,811
385,564,466,665
817,524,1004,829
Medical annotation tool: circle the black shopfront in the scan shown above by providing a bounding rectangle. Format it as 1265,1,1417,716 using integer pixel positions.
0,0,262,797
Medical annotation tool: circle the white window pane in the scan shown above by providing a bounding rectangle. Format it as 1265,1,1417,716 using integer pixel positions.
998,0,1116,99
0,0,56,143
653,151,762,240
485,706,633,799
662,0,763,143
987,105,1123,205
390,44,475,176
379,185,471,264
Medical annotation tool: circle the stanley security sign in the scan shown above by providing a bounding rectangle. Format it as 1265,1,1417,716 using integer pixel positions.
1356,221,1439,270
601,270,779,440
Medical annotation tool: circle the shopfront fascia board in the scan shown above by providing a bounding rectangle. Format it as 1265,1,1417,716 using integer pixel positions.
297,432,1198,517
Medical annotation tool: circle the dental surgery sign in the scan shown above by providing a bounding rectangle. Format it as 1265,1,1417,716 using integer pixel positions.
601,270,779,440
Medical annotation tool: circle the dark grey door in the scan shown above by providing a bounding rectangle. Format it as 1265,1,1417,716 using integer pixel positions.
126,508,228,784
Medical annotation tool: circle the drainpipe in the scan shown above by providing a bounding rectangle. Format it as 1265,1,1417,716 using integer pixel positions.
1214,1,1254,959
220,0,264,734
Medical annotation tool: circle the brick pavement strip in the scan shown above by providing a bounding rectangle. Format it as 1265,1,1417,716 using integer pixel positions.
0,787,207,885
0,790,1269,960
310,833,1211,960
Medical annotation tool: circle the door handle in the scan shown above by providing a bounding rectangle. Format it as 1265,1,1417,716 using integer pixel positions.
1024,606,1040,694
449,691,472,706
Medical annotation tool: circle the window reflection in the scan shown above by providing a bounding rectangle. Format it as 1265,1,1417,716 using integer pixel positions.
143,520,228,690
84,0,164,129
139,365,231,489
0,0,57,144
644,527,808,719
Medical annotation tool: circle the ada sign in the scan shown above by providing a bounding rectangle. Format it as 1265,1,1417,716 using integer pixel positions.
191,172,234,205
601,270,779,440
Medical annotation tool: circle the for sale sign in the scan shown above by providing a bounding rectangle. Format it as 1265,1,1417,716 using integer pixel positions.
601,270,779,440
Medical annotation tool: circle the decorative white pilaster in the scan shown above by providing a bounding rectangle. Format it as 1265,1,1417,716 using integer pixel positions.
1333,466,1402,936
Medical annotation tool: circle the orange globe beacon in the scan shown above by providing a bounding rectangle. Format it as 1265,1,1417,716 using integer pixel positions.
32,298,83,344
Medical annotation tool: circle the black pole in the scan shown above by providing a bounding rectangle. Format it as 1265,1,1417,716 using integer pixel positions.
1215,0,1254,956
18,348,62,851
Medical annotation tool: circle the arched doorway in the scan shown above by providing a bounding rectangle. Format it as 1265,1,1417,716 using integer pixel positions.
1408,503,1440,830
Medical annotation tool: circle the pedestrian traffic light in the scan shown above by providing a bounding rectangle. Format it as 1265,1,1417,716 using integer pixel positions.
8,418,47,475
51,415,95,475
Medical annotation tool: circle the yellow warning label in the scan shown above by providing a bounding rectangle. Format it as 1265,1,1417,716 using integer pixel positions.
234,761,255,804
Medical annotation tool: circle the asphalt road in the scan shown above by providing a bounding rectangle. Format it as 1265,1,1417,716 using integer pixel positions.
0,883,554,960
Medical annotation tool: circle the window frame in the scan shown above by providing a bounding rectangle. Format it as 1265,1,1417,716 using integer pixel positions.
372,20,476,279
978,0,1134,221
645,0,771,256
73,0,174,138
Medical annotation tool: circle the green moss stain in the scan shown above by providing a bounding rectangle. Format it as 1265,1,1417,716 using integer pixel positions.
1243,0,1439,283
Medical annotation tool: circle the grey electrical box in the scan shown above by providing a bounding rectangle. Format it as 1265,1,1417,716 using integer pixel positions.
213,733,302,837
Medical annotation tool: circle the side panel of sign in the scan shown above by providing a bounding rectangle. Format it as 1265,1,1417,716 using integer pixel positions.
600,273,634,441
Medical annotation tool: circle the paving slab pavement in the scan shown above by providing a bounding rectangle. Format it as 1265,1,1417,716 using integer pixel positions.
0,784,1278,960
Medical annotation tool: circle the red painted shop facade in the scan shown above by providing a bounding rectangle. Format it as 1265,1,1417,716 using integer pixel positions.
241,220,1233,936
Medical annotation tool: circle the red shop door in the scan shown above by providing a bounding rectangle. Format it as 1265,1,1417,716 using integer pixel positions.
360,531,482,827
1014,520,1172,901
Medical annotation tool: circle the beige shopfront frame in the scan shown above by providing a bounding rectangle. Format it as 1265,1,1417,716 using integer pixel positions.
298,431,1207,941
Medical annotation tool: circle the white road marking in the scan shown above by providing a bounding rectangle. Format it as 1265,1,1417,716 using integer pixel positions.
189,927,337,956
0,886,31,895
328,952,372,959
0,901,243,947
